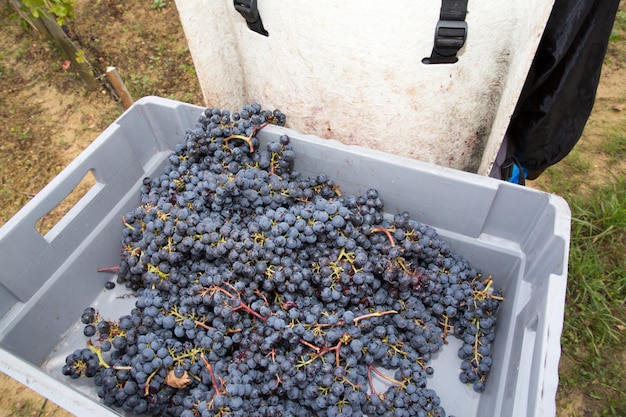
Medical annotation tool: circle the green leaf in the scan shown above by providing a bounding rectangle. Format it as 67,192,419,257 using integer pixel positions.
75,49,86,64
29,6,40,18
51,5,66,17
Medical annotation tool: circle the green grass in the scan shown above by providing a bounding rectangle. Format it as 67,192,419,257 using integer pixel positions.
613,10,626,34
607,10,626,65
537,147,594,196
600,127,626,162
151,0,167,11
9,125,34,147
565,181,626,346
128,73,157,98
554,178,626,416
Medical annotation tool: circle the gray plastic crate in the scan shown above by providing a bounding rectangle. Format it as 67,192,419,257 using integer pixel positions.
0,96,570,417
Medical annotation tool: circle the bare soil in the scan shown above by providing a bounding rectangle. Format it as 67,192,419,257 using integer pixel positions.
0,1,624,416
0,1,201,415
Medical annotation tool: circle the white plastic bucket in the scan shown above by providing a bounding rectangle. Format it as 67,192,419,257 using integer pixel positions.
175,0,554,175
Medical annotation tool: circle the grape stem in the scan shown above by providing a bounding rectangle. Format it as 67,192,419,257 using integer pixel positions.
201,356,223,395
144,368,159,396
352,310,398,325
86,340,110,369
201,285,268,322
122,216,135,231
254,288,269,306
169,306,212,330
439,314,454,344
473,320,482,367
332,338,344,367
299,333,349,367
474,275,505,301
367,364,404,398
268,151,281,178
97,265,120,273
224,121,269,153
274,373,283,388
224,134,254,152
299,339,321,353
194,320,212,330
369,227,395,247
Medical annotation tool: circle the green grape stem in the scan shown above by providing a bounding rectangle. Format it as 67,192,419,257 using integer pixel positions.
86,339,110,369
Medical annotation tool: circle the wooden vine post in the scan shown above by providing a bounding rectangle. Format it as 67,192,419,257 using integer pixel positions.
106,67,134,110
8,0,100,91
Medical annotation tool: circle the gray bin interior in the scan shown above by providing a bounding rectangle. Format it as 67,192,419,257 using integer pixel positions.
0,96,570,417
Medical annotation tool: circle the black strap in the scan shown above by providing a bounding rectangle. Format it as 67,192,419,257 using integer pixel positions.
234,0,269,37
424,0,468,64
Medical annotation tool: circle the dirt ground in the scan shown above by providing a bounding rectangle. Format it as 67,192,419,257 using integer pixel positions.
0,1,202,416
0,1,624,416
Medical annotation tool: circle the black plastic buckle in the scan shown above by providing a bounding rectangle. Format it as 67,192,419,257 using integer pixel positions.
423,19,467,64
234,0,269,36
434,20,467,55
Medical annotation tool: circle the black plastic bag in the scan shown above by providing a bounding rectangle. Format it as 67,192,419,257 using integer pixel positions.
505,0,620,180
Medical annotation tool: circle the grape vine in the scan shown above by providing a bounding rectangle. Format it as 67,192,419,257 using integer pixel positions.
19,0,75,25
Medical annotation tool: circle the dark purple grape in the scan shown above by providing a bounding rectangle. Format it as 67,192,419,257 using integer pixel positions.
83,324,96,337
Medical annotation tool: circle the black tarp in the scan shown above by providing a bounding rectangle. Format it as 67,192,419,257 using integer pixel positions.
506,0,621,179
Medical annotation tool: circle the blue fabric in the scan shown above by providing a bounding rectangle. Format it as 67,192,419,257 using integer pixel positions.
508,164,527,185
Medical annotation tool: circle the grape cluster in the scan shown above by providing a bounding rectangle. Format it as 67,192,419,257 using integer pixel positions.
62,347,100,379
63,103,503,416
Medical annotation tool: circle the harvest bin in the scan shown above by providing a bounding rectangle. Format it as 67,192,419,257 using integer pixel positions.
0,97,570,417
